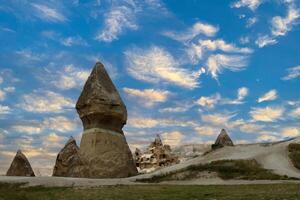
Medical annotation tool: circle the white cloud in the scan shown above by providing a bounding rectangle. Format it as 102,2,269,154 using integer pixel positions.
123,87,170,107
3,87,15,93
237,87,249,100
196,93,221,108
0,105,10,114
258,89,278,103
42,116,78,133
239,36,250,44
201,112,236,126
31,3,67,22
282,65,300,80
281,127,300,137
12,116,77,135
60,36,87,46
161,131,185,147
51,65,90,90
246,17,258,27
159,105,191,113
0,90,5,101
188,39,252,63
195,126,219,136
96,5,138,42
255,35,277,48
125,46,202,89
13,125,42,135
163,21,218,42
19,91,74,113
127,117,196,129
206,54,248,79
239,123,265,133
256,5,300,48
290,107,300,118
257,134,278,142
231,0,263,11
250,106,284,122
271,5,300,37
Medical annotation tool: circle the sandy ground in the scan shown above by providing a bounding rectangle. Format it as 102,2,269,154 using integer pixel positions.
1,137,300,187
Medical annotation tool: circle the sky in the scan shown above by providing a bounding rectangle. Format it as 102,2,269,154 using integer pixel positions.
0,0,300,175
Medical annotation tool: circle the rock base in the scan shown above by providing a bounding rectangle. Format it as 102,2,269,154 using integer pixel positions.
79,128,138,178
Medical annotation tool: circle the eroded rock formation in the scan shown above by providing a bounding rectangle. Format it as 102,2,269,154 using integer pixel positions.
52,137,86,177
211,129,234,150
76,62,137,178
134,135,179,173
6,150,35,177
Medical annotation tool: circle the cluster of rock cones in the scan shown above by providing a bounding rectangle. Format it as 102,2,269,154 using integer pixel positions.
5,62,235,178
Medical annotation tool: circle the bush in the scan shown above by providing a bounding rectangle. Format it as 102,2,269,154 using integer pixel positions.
137,159,293,183
288,143,300,170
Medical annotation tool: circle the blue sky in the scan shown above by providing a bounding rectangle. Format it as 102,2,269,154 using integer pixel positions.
0,0,300,174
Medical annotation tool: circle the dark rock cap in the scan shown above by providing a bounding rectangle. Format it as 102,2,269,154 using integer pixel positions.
6,150,35,177
212,129,234,150
76,62,127,133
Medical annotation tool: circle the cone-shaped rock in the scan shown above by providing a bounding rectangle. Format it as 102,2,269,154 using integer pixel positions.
76,62,127,132
52,137,86,177
6,150,35,177
212,129,234,150
77,62,137,178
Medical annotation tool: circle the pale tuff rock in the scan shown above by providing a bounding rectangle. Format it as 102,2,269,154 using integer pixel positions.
74,62,137,178
212,129,234,150
135,135,179,173
52,137,86,177
6,150,35,177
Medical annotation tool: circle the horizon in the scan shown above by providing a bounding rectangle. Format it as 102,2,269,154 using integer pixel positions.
0,0,300,175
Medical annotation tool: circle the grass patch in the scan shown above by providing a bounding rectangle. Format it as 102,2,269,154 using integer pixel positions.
0,182,300,200
137,159,293,183
288,143,300,170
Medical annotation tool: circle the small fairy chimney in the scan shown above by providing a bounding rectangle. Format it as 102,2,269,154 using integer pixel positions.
211,129,234,150
6,150,35,177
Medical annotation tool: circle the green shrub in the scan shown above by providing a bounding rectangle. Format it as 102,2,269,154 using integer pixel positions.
288,143,300,170
137,159,293,183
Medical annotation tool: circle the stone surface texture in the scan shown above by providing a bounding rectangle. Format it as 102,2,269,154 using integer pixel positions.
6,150,35,177
74,62,137,178
52,137,85,177
134,135,179,173
212,129,234,150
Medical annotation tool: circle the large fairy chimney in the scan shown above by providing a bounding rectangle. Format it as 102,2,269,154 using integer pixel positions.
76,62,137,178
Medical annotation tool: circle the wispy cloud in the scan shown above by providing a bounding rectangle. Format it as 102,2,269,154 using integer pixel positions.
206,54,248,79
60,36,88,47
125,46,202,89
231,0,263,11
290,107,300,118
188,39,252,63
256,4,300,48
250,106,284,122
271,5,300,37
201,112,236,126
0,105,11,115
161,131,185,147
96,4,138,42
31,3,67,23
18,91,74,113
123,87,170,107
47,65,90,90
196,93,221,109
282,65,300,80
163,21,218,42
255,35,278,48
258,89,278,103
281,127,300,137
